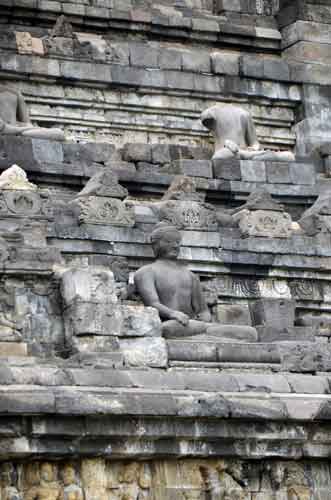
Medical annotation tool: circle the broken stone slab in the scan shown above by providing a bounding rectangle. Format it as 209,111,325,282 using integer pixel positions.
119,304,162,337
280,343,331,373
64,302,123,337
120,337,168,368
60,267,118,306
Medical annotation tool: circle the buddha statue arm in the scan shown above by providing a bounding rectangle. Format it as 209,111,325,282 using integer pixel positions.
134,268,189,325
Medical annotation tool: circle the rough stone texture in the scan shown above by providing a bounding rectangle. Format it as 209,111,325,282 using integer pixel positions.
119,337,168,367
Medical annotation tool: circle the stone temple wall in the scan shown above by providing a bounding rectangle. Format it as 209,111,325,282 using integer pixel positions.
0,1,331,499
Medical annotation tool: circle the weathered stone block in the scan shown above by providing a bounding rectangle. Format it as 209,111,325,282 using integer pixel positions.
216,303,252,325
158,48,182,70
122,143,152,163
129,44,159,68
266,162,291,183
151,144,171,164
120,337,168,367
65,302,122,336
280,343,331,373
257,326,314,343
289,163,315,185
60,61,111,82
211,52,240,75
285,41,331,65
173,160,213,178
167,340,217,361
217,343,280,363
240,161,267,182
181,49,211,73
73,335,120,352
250,299,295,328
235,209,294,238
213,158,241,179
119,304,162,337
63,142,117,164
61,267,118,306
71,197,135,227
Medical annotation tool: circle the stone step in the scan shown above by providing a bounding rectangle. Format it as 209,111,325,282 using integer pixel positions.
167,339,315,364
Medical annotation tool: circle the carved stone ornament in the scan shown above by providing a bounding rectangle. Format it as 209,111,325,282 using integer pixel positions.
0,190,53,219
0,165,37,191
71,196,135,226
77,170,128,200
299,191,331,235
235,209,293,238
152,200,218,231
161,175,205,202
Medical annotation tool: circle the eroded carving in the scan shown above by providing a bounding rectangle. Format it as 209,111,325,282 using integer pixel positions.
152,176,217,231
233,188,294,238
26,463,62,500
62,464,83,500
71,171,134,227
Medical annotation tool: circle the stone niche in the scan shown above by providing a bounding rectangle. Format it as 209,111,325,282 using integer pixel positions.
0,457,326,499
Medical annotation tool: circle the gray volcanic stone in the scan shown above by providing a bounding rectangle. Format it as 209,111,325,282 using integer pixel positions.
249,299,295,329
158,49,182,70
123,143,152,163
241,161,267,182
173,160,213,178
167,340,217,362
211,52,240,75
177,394,229,417
130,44,159,68
213,158,241,180
181,49,211,73
228,398,288,420
266,162,291,183
280,344,331,373
120,337,168,367
63,142,118,164
119,304,162,337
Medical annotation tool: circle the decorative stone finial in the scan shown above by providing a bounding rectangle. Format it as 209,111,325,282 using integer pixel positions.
0,165,37,191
